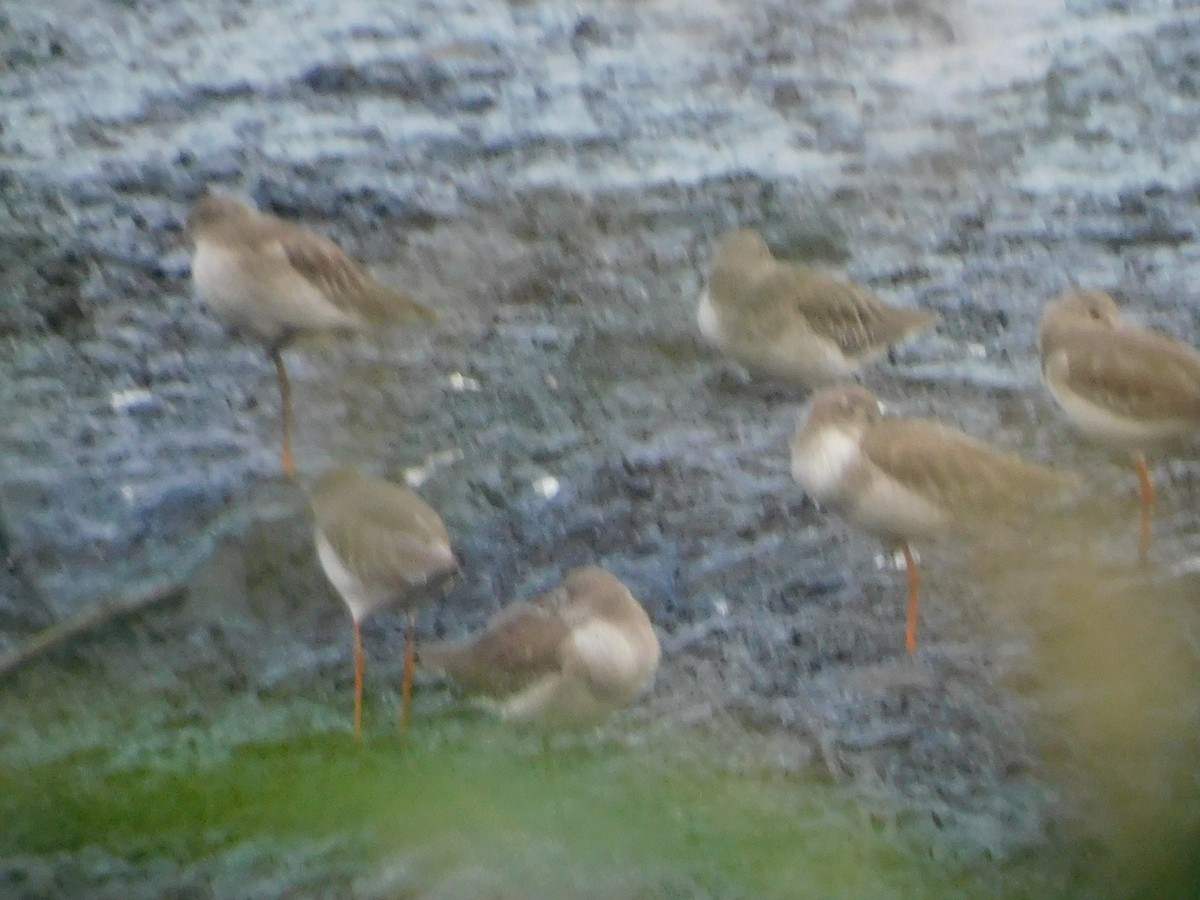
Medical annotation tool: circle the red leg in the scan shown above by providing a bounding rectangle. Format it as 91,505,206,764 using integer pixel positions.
1135,454,1154,566
353,619,364,742
902,542,920,655
271,348,296,478
400,612,416,735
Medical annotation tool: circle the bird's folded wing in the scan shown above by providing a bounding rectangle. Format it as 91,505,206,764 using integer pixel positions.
427,602,570,696
320,507,453,588
1057,328,1200,422
755,266,905,356
861,418,1069,515
274,224,379,315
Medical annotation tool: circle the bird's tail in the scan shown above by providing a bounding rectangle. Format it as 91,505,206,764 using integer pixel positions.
973,461,1087,552
362,283,439,325
896,306,940,338
866,304,939,355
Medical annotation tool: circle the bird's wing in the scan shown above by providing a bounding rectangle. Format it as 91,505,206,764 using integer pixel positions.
429,600,571,696
267,222,375,311
860,417,1070,516
1054,326,1200,423
318,493,454,591
755,265,933,357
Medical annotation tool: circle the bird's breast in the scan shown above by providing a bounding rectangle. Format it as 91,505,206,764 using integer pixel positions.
192,241,351,342
696,289,724,344
791,428,863,504
570,619,659,696
191,243,255,319
315,531,392,621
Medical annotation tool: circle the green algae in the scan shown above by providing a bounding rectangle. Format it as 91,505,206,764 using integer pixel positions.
1,712,1075,898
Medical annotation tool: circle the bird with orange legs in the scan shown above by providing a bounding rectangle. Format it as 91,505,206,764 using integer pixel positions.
790,384,1078,654
311,467,459,740
1039,288,1200,566
188,193,436,477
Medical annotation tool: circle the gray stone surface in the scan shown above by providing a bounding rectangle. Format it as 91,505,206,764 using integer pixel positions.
2,0,1200,879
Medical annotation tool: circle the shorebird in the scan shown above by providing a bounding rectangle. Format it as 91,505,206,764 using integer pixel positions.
310,467,459,740
187,193,436,477
1039,288,1200,565
419,566,661,727
697,228,937,387
790,384,1077,654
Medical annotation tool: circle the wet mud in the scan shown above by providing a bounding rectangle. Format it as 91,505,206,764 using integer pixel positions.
2,0,1199,893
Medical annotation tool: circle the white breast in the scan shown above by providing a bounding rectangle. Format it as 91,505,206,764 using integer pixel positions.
192,241,355,341
571,620,654,694
696,288,723,344
315,531,390,621
791,428,862,503
191,243,256,320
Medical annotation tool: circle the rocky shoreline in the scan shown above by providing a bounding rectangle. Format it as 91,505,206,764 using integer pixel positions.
3,0,1199,886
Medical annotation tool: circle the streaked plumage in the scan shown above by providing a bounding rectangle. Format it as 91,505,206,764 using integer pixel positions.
697,229,937,386
420,566,660,727
311,467,459,739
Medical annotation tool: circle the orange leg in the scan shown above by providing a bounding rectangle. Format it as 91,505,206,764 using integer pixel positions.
271,348,296,478
1135,454,1154,567
902,542,920,655
353,619,365,742
400,612,416,735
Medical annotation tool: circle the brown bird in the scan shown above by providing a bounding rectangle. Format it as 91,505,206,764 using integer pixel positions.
1039,288,1200,565
310,467,459,740
419,566,661,727
188,193,436,477
697,228,938,387
790,384,1077,655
